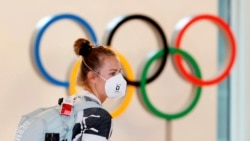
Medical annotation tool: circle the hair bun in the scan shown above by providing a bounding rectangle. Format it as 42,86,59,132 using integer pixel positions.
79,42,92,56
74,38,93,57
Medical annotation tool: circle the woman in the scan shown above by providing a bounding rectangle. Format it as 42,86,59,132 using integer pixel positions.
71,38,127,141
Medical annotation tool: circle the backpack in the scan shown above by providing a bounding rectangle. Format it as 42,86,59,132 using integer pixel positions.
14,95,101,141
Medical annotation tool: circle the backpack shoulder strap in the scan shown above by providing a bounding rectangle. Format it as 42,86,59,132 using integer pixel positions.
73,96,102,112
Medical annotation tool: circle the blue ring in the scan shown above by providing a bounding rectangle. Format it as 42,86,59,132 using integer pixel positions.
32,13,97,87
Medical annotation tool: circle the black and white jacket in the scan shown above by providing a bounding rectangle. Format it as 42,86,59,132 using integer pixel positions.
72,91,113,141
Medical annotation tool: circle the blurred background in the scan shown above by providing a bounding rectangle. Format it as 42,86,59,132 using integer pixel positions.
0,0,249,141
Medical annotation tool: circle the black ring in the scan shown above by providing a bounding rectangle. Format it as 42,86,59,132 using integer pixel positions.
103,14,169,86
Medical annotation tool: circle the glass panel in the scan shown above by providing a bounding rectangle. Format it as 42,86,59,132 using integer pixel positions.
218,0,231,141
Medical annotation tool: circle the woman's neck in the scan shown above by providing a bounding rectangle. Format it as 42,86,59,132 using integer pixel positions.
83,86,106,104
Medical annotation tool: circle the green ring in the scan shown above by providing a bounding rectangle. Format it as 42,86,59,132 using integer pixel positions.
139,47,202,120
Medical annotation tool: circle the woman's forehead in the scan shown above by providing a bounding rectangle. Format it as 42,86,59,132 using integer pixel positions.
100,56,121,71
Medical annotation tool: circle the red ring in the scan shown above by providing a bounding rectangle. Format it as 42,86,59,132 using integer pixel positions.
173,14,237,86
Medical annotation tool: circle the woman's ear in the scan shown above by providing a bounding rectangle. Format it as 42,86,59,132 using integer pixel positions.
87,71,98,83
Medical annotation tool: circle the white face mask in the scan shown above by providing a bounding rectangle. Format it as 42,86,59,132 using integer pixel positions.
99,73,127,99
82,60,127,99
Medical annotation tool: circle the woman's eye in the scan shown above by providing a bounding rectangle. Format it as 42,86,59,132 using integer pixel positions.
110,72,116,76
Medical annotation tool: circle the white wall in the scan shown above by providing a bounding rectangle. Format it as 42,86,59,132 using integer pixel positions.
0,0,219,141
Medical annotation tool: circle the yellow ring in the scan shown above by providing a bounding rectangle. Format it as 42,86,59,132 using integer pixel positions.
68,49,136,118
69,58,81,95
111,51,136,118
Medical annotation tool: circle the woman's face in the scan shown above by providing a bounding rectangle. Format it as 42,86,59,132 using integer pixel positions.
94,55,122,99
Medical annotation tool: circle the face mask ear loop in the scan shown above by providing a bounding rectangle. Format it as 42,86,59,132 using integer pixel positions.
82,58,107,81
82,58,94,72
97,74,107,81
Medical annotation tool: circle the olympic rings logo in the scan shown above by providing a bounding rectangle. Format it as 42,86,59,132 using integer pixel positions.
31,13,236,121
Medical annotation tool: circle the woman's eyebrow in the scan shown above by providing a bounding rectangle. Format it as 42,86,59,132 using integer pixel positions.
109,68,122,72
